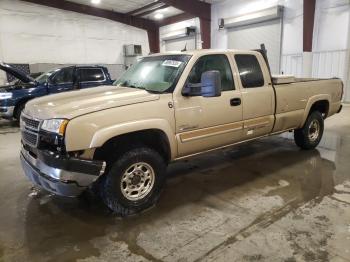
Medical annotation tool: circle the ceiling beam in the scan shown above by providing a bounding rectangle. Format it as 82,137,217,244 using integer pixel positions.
303,0,316,52
160,0,211,21
135,4,170,18
126,0,162,16
20,0,157,31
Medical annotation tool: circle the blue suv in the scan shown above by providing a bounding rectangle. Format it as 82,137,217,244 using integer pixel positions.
0,63,113,120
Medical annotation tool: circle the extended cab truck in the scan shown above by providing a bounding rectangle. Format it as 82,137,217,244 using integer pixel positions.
0,64,113,120
19,49,343,216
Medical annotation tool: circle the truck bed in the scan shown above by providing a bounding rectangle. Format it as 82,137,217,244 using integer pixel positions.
272,75,338,85
271,77,343,132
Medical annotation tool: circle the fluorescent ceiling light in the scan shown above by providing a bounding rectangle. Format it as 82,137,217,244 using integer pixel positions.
154,13,164,20
91,0,101,4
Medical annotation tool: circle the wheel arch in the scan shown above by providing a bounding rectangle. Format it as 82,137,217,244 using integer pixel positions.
300,95,330,127
14,97,33,119
90,120,176,162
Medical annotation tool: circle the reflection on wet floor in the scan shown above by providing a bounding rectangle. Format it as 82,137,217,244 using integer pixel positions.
0,108,350,261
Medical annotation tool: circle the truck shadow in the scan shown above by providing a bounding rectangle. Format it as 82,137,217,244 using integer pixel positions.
22,136,337,261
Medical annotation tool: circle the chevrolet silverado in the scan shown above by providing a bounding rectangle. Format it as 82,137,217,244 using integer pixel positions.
19,48,343,216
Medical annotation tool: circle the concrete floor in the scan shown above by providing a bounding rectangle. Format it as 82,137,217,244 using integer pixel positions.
0,106,350,262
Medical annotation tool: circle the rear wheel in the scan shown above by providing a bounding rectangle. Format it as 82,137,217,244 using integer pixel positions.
99,147,167,216
294,111,324,150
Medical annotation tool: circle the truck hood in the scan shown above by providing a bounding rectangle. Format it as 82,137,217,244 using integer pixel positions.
0,82,37,93
0,63,37,84
24,85,160,119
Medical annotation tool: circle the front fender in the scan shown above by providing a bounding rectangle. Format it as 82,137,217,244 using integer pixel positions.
66,118,177,159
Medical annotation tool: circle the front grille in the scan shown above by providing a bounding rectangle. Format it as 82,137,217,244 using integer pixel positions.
21,114,41,148
22,129,38,147
21,115,40,131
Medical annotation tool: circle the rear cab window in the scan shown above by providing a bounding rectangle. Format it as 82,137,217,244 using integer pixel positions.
79,68,106,82
234,54,265,88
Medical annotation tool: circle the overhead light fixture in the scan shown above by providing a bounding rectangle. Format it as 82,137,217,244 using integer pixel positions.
91,0,101,4
154,13,164,20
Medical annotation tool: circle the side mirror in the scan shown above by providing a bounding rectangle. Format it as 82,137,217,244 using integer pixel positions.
201,70,221,97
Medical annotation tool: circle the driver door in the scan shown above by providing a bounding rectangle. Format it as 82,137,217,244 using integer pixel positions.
48,67,75,93
174,54,243,157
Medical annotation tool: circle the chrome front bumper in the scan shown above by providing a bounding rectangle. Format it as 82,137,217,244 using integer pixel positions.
0,106,14,119
20,147,106,197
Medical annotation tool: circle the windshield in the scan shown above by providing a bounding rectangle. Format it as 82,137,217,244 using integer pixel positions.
35,68,60,84
114,55,191,93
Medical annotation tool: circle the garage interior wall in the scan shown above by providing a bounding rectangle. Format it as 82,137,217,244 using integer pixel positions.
312,0,350,102
211,0,350,102
159,18,202,52
211,0,303,68
0,0,150,85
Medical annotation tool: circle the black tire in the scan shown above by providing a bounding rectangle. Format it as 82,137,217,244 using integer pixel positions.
99,147,167,216
14,102,25,121
294,111,324,150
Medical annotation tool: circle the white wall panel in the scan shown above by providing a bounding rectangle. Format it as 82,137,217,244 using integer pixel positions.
0,0,150,84
159,18,201,52
313,0,350,51
281,53,303,77
312,49,350,102
227,19,282,74
164,37,196,52
211,0,303,55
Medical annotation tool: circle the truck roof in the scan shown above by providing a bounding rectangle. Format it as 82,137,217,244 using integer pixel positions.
148,49,261,57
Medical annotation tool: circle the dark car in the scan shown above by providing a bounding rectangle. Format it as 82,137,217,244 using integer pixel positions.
0,63,113,120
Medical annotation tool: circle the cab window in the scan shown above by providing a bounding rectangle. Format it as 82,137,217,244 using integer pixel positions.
79,68,105,82
187,55,234,91
52,67,74,84
235,54,264,88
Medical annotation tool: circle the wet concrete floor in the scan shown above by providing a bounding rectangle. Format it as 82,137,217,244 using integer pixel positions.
0,106,350,262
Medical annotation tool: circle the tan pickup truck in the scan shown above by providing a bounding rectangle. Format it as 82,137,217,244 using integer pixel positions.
20,48,343,216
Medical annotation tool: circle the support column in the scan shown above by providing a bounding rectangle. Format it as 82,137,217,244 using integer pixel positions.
200,18,211,49
302,0,316,77
147,28,160,54
0,31,6,85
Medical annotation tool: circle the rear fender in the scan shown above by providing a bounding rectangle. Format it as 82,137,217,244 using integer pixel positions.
300,94,330,127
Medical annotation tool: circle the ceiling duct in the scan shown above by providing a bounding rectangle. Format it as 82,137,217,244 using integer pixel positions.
222,6,283,29
161,27,196,41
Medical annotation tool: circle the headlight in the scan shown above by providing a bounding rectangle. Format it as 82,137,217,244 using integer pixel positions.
0,92,13,100
41,119,69,135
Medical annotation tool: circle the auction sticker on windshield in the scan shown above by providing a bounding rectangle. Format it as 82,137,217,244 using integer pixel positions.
162,60,183,68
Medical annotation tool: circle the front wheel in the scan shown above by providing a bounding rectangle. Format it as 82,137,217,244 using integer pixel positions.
14,102,26,121
294,111,324,150
99,147,167,216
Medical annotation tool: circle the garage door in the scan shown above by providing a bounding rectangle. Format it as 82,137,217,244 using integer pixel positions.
164,36,196,52
227,19,282,74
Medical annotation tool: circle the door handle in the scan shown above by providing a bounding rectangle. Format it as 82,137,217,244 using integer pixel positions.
230,98,241,106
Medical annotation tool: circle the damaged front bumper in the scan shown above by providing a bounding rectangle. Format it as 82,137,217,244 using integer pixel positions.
20,146,106,197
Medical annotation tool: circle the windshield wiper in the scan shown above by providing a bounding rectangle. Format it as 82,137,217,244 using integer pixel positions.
120,81,163,94
144,88,162,94
120,81,143,90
